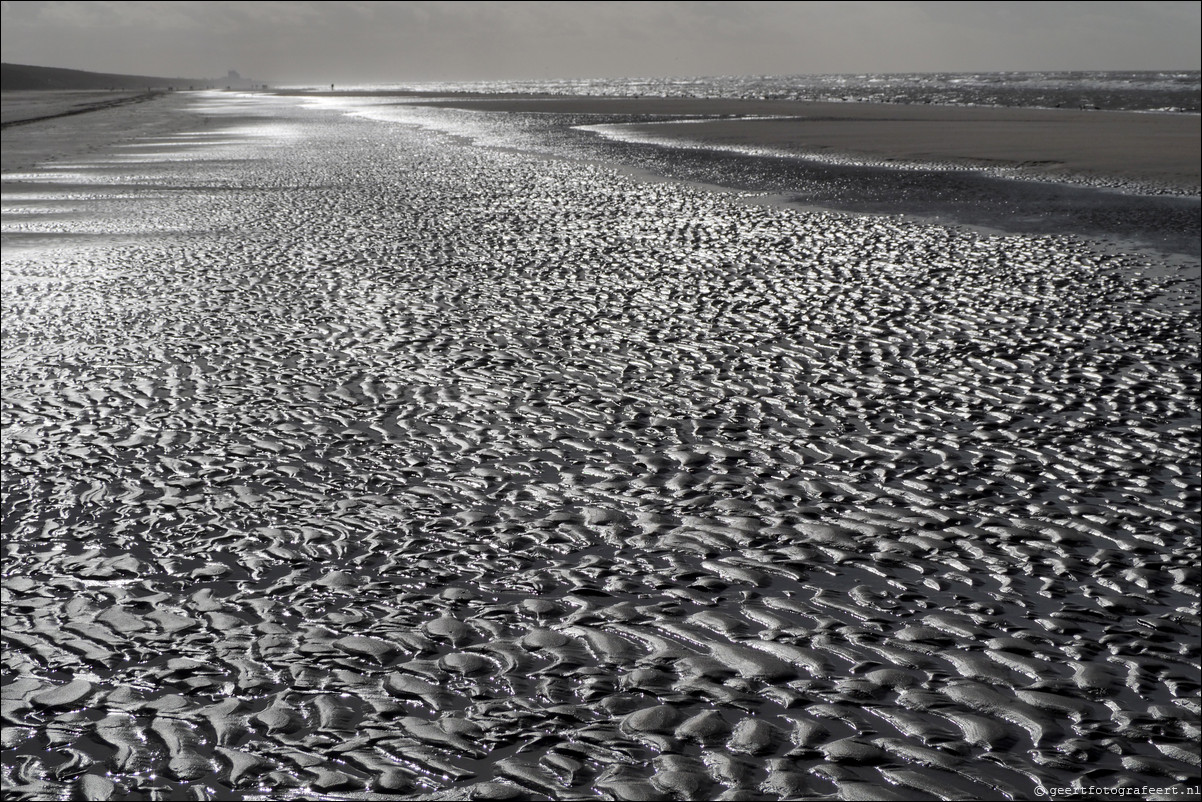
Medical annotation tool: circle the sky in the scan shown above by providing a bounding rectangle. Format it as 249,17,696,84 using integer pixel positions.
1,1,1199,84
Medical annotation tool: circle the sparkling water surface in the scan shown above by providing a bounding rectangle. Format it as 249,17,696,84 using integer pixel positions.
310,71,1202,113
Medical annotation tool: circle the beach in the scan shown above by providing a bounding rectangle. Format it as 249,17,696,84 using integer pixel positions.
2,89,1200,801
288,90,1201,257
0,90,192,174
0,90,169,127
404,95,1202,191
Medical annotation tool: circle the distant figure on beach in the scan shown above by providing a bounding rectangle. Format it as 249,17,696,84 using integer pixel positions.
331,84,335,91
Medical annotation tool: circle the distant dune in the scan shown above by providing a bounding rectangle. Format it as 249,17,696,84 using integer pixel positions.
1,62,214,91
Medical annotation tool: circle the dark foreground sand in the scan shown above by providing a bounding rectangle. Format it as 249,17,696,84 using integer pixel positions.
2,91,1200,801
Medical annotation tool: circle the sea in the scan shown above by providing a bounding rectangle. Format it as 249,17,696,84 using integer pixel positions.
310,70,1200,113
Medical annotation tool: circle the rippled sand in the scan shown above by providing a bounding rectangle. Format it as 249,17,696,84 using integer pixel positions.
2,92,1200,801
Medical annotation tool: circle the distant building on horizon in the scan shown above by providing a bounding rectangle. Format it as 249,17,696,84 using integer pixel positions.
223,69,266,90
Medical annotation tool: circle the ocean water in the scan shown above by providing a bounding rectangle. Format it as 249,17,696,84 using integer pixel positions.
315,71,1201,113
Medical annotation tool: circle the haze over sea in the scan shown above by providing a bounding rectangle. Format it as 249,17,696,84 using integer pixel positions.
2,66,1200,802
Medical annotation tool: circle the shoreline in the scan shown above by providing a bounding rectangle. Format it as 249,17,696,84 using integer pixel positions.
273,91,1202,195
273,90,1201,257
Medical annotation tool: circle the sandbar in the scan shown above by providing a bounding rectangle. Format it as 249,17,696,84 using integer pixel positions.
1,91,188,173
1,89,161,127
394,95,1201,192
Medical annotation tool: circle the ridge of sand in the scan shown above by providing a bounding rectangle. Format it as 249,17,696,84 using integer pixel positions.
1,89,166,128
362,94,1200,193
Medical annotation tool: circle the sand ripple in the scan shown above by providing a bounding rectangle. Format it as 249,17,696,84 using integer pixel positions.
2,93,1200,800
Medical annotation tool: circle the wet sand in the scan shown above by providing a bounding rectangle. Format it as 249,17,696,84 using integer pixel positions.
2,92,1200,801
0,91,194,174
1,90,162,127
354,94,1202,193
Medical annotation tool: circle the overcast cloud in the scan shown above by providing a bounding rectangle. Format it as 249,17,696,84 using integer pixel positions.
1,1,1198,84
